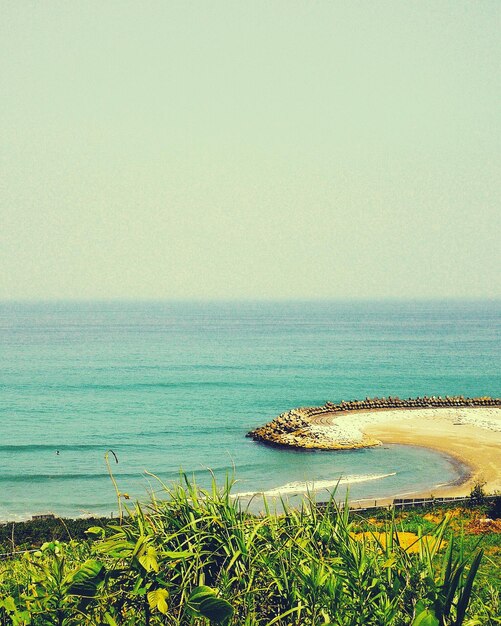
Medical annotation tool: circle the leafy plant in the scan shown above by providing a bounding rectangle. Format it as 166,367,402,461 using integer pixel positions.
0,475,496,625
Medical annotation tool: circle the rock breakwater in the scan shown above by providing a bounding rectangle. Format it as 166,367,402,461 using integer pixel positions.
246,396,501,450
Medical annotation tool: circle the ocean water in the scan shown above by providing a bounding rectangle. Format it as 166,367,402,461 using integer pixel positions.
0,300,499,520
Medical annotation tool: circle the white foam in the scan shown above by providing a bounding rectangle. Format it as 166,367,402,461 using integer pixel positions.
233,472,396,498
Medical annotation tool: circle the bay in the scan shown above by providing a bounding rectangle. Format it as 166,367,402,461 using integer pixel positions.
0,300,499,520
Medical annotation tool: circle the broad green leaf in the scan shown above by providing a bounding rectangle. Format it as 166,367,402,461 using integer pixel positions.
65,560,105,597
100,539,135,558
138,546,159,573
187,585,217,610
187,586,234,624
147,588,169,615
198,596,234,624
412,608,439,626
414,601,426,616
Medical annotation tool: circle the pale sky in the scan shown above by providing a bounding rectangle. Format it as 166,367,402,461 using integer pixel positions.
1,1,500,300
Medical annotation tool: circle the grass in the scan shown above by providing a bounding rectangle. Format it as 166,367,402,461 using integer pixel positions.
0,475,500,625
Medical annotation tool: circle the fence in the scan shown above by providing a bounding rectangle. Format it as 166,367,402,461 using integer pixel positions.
348,494,500,513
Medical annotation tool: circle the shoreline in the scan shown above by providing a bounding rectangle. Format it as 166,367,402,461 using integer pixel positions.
248,397,501,499
347,444,474,509
364,414,501,498
0,446,492,525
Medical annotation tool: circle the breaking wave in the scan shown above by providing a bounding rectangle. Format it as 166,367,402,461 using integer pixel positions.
232,472,397,498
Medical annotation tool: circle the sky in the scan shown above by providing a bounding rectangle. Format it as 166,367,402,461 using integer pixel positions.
1,1,500,300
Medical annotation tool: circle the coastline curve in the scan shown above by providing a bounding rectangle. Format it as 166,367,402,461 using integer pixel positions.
247,396,501,497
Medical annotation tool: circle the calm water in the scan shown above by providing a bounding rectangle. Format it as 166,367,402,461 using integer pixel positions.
0,300,499,520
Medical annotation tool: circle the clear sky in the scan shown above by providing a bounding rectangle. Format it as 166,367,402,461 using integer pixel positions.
1,1,499,300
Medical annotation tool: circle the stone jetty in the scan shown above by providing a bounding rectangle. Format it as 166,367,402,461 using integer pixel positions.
246,396,501,450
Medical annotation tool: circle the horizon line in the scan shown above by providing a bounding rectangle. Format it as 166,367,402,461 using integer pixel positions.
1,296,500,304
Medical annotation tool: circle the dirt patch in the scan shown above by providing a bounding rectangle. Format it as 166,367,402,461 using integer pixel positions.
467,518,501,534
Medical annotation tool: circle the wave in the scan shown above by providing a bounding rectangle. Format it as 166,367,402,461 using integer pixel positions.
232,472,397,498
0,443,151,453
0,463,263,484
0,381,258,392
0,472,142,483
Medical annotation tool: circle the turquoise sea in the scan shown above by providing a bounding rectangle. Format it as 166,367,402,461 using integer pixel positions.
0,300,500,520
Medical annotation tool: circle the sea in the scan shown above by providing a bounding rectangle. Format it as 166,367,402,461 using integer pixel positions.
0,300,500,521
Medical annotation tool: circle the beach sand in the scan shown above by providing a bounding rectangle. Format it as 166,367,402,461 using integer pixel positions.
364,409,501,498
251,405,501,501
309,407,501,499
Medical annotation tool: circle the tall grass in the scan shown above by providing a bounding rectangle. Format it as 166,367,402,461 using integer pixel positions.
0,475,496,625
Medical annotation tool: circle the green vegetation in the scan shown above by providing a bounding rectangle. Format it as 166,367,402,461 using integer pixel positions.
0,476,500,625
0,517,111,554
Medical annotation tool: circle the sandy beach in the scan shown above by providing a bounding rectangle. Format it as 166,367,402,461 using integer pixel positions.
248,401,501,501
314,407,501,498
